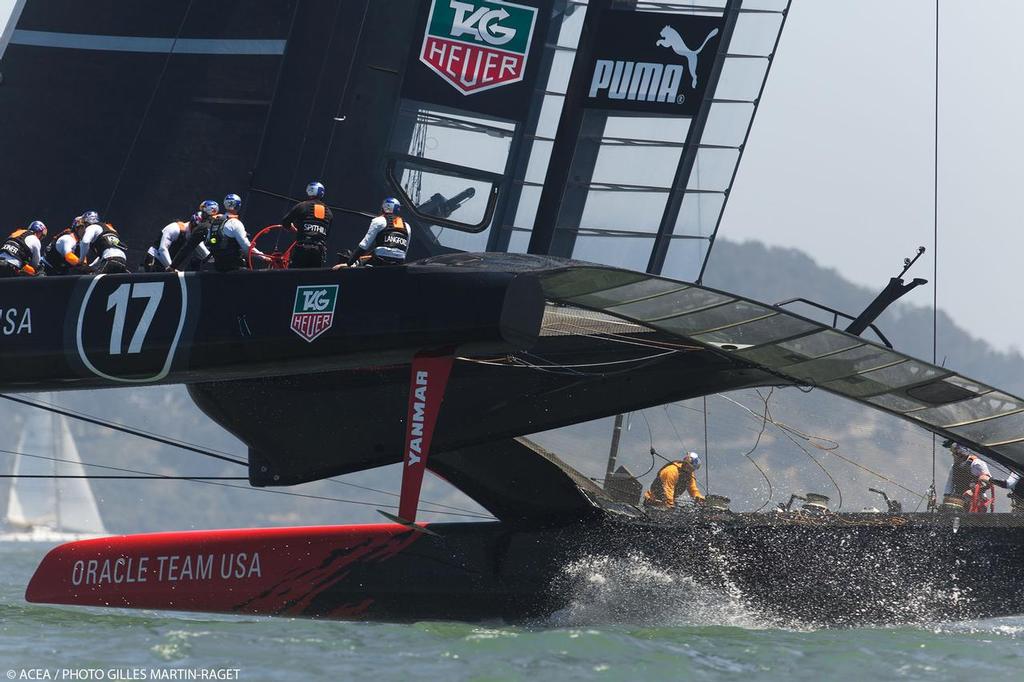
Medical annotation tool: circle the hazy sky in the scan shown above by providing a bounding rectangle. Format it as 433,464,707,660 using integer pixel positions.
2,0,1020,354
722,0,1024,354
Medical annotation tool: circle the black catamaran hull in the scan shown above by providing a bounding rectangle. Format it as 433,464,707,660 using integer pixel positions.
26,514,1024,626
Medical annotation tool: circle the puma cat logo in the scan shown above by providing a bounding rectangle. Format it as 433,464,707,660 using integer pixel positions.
655,26,720,88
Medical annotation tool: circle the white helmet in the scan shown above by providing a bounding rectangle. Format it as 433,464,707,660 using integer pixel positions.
682,451,701,470
306,181,326,199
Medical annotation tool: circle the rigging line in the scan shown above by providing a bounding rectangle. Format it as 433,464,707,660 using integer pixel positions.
931,0,940,494
247,2,302,204
0,475,246,480
552,324,704,352
716,393,839,451
286,0,347,194
661,405,683,443
0,438,483,512
5,393,242,460
0,445,485,518
322,478,490,517
717,391,925,500
590,329,703,351
320,0,372,179
744,388,775,512
772,413,845,511
0,448,493,520
703,395,709,492
0,394,246,467
572,330,698,352
509,349,679,378
534,350,680,369
103,0,196,215
663,400,710,416
637,410,659,477
16,387,493,506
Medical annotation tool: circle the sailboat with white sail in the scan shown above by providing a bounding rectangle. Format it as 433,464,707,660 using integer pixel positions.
1,402,107,542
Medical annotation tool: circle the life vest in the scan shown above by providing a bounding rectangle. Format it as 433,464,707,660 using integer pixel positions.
951,456,986,497
374,215,409,255
42,228,79,274
85,223,126,261
203,215,236,258
0,229,33,266
296,201,330,244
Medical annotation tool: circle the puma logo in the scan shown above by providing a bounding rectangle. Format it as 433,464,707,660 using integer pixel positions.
655,26,720,88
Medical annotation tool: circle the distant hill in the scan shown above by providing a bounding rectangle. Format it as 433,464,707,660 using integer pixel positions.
3,240,1022,531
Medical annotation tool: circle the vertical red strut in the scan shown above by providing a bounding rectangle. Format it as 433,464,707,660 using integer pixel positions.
393,350,454,524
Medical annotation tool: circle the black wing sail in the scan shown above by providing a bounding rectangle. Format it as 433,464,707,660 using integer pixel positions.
0,0,301,255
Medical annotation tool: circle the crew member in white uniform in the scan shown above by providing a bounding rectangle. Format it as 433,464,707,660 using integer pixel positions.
0,221,47,277
203,193,266,271
343,197,410,267
144,219,210,272
77,211,129,274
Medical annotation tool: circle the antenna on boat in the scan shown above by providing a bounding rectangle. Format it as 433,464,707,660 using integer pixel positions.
846,246,928,337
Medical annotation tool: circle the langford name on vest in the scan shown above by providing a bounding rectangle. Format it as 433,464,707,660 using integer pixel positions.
588,59,686,104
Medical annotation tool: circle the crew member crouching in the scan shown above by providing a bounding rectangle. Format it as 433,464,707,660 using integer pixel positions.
944,442,992,512
345,197,410,267
77,211,129,274
643,451,704,508
168,200,223,271
0,221,47,277
142,210,210,273
283,181,333,269
42,219,86,276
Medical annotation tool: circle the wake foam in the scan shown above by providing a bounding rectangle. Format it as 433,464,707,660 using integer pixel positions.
545,553,772,629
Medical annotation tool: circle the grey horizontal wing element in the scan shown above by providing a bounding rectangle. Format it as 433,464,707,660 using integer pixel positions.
541,265,1024,473
11,30,285,55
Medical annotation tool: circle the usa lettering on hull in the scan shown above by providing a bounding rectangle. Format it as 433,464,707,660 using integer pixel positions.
70,552,262,587
582,10,725,116
419,0,539,95
0,307,32,335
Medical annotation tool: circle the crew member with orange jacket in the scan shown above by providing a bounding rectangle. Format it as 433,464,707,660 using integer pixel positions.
643,451,704,508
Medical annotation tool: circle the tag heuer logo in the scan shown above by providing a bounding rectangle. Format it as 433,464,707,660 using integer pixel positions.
291,285,338,342
420,0,538,95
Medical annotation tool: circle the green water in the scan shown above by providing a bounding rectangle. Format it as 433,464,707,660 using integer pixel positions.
2,543,1022,681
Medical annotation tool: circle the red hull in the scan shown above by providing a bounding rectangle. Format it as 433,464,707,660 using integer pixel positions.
25,524,422,618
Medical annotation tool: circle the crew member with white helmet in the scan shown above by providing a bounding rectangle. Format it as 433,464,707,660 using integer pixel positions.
944,441,992,511
344,197,410,267
142,203,213,272
283,181,333,269
643,451,704,508
0,221,47,277
77,210,129,274
194,193,266,272
169,200,223,271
